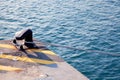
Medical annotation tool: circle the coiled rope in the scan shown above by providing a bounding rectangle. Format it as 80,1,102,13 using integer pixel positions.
26,41,120,57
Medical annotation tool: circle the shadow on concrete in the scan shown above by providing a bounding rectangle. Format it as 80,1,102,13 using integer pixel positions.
22,50,58,68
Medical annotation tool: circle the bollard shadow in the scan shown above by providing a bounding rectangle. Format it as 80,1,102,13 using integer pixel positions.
22,48,58,68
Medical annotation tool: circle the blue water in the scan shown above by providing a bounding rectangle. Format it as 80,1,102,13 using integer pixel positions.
0,0,120,80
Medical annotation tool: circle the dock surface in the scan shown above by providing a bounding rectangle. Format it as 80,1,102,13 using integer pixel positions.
0,40,89,80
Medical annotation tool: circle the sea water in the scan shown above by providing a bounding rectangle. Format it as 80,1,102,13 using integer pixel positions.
0,0,120,80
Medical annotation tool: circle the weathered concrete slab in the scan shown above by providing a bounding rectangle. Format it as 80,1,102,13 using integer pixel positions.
0,40,89,80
